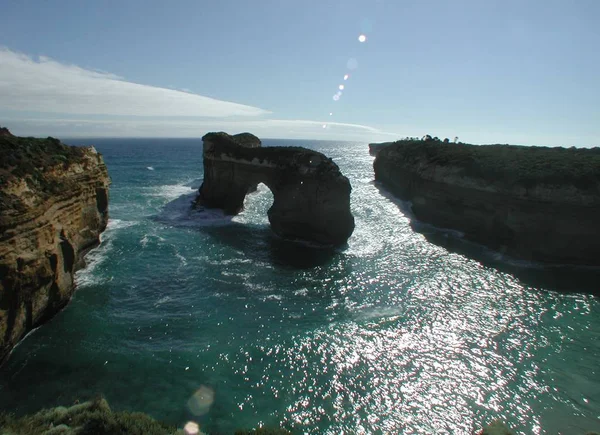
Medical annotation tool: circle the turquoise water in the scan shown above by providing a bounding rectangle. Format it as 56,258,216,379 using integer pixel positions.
1,139,599,434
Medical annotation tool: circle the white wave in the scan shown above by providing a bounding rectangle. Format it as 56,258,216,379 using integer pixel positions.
208,258,253,266
185,178,204,189
140,233,166,248
154,296,172,307
262,294,283,301
147,166,155,171
155,192,234,228
175,252,188,266
145,184,195,200
75,219,138,287
75,237,113,287
354,306,406,322
106,218,138,231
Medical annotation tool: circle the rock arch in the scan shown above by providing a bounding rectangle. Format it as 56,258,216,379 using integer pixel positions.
197,132,355,246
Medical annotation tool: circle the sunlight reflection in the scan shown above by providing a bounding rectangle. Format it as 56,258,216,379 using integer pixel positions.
184,421,200,434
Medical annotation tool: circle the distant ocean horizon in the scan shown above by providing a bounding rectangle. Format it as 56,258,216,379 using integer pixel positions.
1,138,598,434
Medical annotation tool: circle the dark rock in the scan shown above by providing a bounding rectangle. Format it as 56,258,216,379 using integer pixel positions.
197,132,354,246
0,127,13,137
374,139,600,265
368,142,393,156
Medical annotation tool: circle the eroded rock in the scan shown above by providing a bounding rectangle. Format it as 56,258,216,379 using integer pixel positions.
197,132,354,246
374,139,600,265
0,133,110,364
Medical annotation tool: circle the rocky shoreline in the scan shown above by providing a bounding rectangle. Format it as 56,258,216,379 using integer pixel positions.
373,137,600,265
0,129,110,364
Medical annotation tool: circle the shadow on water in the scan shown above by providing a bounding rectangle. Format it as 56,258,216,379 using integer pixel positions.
154,193,339,269
374,183,600,296
206,225,339,269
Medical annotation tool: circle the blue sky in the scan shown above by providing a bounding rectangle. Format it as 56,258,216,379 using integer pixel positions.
1,0,598,145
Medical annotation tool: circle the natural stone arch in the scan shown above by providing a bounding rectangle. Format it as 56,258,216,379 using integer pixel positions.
197,132,355,246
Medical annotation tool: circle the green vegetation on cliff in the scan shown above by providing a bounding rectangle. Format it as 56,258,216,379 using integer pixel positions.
0,397,294,435
0,398,178,435
0,129,97,215
0,131,88,178
377,138,600,192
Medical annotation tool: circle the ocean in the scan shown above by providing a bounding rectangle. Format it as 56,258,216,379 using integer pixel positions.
0,139,598,434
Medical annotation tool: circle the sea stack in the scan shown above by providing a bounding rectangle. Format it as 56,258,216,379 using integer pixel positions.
197,132,355,246
0,129,110,363
373,137,600,265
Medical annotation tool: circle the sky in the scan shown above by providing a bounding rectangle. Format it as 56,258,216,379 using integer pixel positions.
0,0,598,145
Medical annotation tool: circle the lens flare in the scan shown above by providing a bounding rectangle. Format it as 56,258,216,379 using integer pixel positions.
338,84,344,90
358,34,367,42
329,112,333,116
187,385,215,416
333,94,340,101
322,124,327,128
184,421,200,435
343,74,349,80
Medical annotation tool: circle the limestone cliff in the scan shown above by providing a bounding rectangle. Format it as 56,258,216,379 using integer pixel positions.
0,130,109,364
374,138,600,265
197,132,354,246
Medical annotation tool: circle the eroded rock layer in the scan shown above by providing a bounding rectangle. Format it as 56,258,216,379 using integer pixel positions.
0,131,109,363
198,132,354,246
374,139,600,265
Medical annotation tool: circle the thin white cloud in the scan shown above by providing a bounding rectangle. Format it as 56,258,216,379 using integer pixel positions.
4,117,400,141
0,48,269,117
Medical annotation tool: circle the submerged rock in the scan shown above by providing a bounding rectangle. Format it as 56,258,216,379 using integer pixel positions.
374,138,600,265
197,132,355,246
0,132,110,364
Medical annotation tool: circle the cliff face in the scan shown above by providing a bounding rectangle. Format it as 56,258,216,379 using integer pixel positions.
368,141,393,156
0,131,109,363
374,139,600,265
198,132,355,246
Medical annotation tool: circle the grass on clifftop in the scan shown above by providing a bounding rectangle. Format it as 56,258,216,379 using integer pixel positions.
377,138,600,191
0,134,87,179
0,133,92,213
